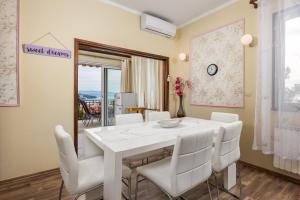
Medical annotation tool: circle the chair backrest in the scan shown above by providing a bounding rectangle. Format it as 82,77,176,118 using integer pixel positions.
115,113,143,125
147,111,171,121
212,121,243,172
80,99,91,115
54,125,78,194
211,112,239,123
170,129,213,197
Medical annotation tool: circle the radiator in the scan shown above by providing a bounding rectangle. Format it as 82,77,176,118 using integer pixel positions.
273,128,300,175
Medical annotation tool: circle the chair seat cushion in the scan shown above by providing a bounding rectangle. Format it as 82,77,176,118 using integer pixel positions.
78,156,104,194
137,158,172,195
78,156,132,193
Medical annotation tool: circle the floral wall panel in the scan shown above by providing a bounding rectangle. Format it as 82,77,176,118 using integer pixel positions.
190,19,244,107
0,0,19,106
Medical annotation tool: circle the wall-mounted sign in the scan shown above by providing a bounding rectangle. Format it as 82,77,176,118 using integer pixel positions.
22,44,71,59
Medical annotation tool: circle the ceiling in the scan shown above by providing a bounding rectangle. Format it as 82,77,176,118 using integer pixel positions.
101,0,238,27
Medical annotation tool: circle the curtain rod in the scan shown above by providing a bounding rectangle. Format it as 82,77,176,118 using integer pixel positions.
79,52,129,62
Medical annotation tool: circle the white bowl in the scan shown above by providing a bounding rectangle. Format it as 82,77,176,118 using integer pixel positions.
157,119,182,128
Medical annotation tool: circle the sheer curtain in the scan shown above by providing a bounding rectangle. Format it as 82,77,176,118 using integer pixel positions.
131,56,163,110
121,59,131,92
254,0,300,174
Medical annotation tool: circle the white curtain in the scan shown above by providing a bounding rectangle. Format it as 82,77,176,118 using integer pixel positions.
131,56,164,110
254,0,300,174
121,59,131,92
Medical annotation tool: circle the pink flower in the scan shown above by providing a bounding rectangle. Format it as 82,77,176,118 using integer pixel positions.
173,76,191,97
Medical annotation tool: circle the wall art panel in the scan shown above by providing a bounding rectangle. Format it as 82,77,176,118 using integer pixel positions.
190,19,244,107
0,0,19,106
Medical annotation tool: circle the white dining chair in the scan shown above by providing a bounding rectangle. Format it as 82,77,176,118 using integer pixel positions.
54,125,104,200
54,125,131,200
135,129,214,200
115,113,143,125
210,112,239,123
212,121,243,199
115,113,168,200
147,111,171,121
84,131,134,200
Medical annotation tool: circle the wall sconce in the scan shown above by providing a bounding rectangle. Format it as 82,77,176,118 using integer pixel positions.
178,53,188,61
241,34,256,47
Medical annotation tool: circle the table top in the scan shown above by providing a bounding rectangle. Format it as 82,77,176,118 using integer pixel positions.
85,117,226,157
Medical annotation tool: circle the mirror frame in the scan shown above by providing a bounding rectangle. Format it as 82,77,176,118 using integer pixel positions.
74,38,169,152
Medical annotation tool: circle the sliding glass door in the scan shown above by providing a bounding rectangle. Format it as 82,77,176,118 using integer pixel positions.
78,65,121,128
102,67,121,126
78,65,102,128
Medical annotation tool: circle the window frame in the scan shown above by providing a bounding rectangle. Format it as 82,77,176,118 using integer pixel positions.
272,5,300,112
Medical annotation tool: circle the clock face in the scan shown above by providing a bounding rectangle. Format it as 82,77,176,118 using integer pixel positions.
207,64,218,76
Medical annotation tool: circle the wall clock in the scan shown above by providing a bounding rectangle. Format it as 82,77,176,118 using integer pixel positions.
207,64,218,76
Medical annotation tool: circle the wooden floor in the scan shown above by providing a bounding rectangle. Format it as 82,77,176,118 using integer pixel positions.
0,164,299,200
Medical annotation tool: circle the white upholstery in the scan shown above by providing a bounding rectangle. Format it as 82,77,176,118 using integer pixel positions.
210,112,239,123
83,134,104,158
77,156,104,193
147,111,171,121
137,129,213,197
54,125,104,195
115,113,143,125
55,125,132,198
212,121,243,172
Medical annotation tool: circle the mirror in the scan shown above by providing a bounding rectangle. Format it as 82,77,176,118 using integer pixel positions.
74,39,169,155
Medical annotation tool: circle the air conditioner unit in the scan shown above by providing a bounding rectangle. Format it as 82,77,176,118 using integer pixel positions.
141,14,176,38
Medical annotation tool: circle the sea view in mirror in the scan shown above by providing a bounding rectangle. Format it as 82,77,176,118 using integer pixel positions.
78,65,121,101
78,90,116,100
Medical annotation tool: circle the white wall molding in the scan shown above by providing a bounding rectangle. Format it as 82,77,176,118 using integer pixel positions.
99,0,142,15
99,0,240,29
177,0,240,28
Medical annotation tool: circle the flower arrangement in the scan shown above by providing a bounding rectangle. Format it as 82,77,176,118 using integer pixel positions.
172,76,192,117
174,76,192,96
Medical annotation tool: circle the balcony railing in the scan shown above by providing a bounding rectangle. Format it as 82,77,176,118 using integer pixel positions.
78,99,115,126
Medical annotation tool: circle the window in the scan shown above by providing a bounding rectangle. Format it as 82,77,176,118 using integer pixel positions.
273,5,300,111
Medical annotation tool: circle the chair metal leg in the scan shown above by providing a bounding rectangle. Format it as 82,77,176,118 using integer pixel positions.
166,193,174,200
128,176,132,200
135,174,140,200
73,184,104,200
207,180,213,200
213,172,220,200
122,177,131,200
238,162,242,199
58,180,64,200
212,164,241,200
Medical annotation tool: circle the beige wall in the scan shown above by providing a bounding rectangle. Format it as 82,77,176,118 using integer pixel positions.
1,0,299,181
0,0,176,181
172,0,300,180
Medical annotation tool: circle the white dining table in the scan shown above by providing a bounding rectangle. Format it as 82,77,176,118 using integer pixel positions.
85,117,237,200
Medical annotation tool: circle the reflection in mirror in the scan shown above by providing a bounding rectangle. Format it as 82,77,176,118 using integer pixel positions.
77,50,165,158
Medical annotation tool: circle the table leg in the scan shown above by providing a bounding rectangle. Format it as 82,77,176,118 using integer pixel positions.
223,162,236,190
104,150,122,200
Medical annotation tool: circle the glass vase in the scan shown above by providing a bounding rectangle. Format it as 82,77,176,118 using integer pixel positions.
177,96,185,118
